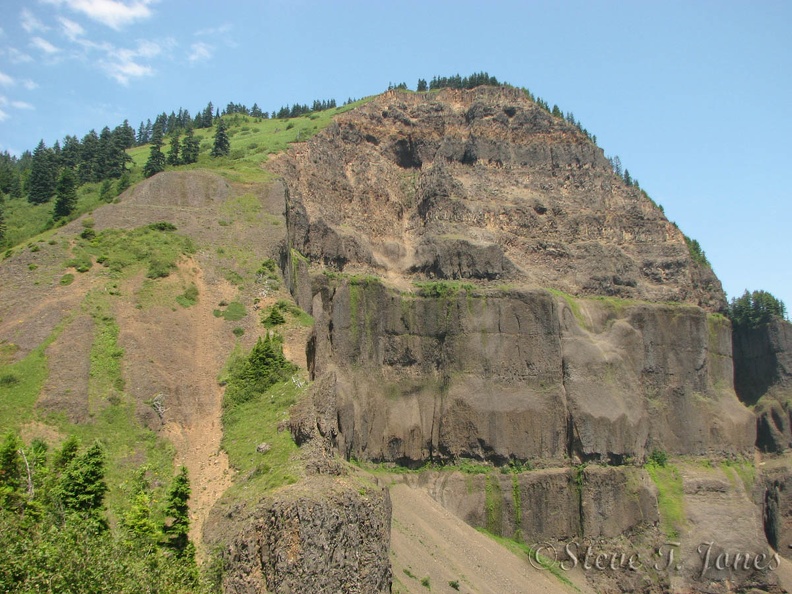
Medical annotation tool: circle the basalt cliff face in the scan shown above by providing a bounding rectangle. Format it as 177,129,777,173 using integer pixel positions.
273,87,751,467
262,88,789,593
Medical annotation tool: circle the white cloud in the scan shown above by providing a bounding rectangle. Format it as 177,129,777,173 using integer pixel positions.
31,36,61,54
195,23,232,37
11,100,34,110
0,71,14,87
43,0,156,30
22,79,39,90
188,41,212,63
21,9,49,33
0,108,8,122
59,17,85,41
6,47,34,64
135,39,161,58
100,47,153,85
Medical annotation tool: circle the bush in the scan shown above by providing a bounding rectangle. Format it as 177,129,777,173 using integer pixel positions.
647,449,668,467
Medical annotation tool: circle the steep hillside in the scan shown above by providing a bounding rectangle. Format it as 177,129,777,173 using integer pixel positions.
2,84,791,594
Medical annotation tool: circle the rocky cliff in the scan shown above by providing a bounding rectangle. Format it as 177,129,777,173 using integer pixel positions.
733,318,792,452
272,87,751,467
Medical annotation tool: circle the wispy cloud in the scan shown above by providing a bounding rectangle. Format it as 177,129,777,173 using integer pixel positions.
195,23,232,37
0,96,34,122
97,39,165,85
0,71,14,87
58,16,85,41
31,36,61,54
5,47,34,64
188,42,212,63
21,79,39,90
21,9,49,34
43,0,157,30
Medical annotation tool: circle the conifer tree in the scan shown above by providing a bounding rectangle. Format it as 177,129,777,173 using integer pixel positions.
57,441,108,521
99,179,114,202
143,123,166,178
54,167,78,218
0,195,6,247
211,119,230,158
180,127,200,164
167,133,181,166
116,171,131,195
28,140,57,204
162,466,191,554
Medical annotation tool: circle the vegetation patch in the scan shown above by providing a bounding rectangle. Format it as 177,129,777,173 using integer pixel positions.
220,338,303,500
414,280,473,298
218,300,246,321
67,224,195,279
176,283,199,308
645,461,686,539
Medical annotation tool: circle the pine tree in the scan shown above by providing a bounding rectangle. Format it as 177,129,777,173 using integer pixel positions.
417,78,428,92
0,431,23,506
162,466,191,554
99,179,114,203
0,194,6,247
78,130,100,184
143,123,166,178
28,140,57,204
166,133,181,166
116,171,131,195
211,119,230,158
54,167,78,218
58,442,108,519
180,127,200,164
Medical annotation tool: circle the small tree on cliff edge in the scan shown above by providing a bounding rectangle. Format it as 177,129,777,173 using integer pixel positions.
162,466,191,555
211,119,230,158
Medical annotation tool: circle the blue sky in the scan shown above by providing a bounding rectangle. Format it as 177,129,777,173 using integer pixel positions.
1,0,790,310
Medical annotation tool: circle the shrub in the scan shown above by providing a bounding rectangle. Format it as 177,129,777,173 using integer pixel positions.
647,449,668,467
223,334,297,408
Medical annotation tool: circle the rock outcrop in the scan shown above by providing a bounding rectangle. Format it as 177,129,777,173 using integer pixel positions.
274,87,725,311
733,318,792,452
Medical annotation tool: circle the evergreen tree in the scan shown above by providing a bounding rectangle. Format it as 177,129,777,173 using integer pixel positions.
54,167,78,218
729,290,787,328
28,140,57,204
58,442,108,520
60,135,82,170
99,179,114,202
180,127,200,164
0,431,23,508
0,194,6,247
143,123,166,178
162,466,191,554
78,130,100,184
167,133,181,166
417,78,428,92
623,169,632,186
211,119,230,158
116,171,131,196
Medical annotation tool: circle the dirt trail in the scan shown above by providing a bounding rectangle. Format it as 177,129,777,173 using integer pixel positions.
389,482,593,594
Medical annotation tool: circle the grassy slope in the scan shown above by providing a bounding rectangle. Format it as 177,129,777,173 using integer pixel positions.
0,97,374,531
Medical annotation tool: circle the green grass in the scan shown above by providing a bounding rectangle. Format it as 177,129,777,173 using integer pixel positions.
645,462,686,539
413,280,474,298
219,301,246,321
720,459,756,493
67,223,195,279
221,379,304,502
176,284,199,308
545,288,586,327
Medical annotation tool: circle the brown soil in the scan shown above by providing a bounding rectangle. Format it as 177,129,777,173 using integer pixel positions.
114,259,234,555
389,482,593,594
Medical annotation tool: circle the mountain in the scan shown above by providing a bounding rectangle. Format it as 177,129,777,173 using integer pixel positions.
2,83,792,593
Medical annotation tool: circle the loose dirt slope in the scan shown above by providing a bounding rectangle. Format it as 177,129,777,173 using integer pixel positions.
389,482,593,594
